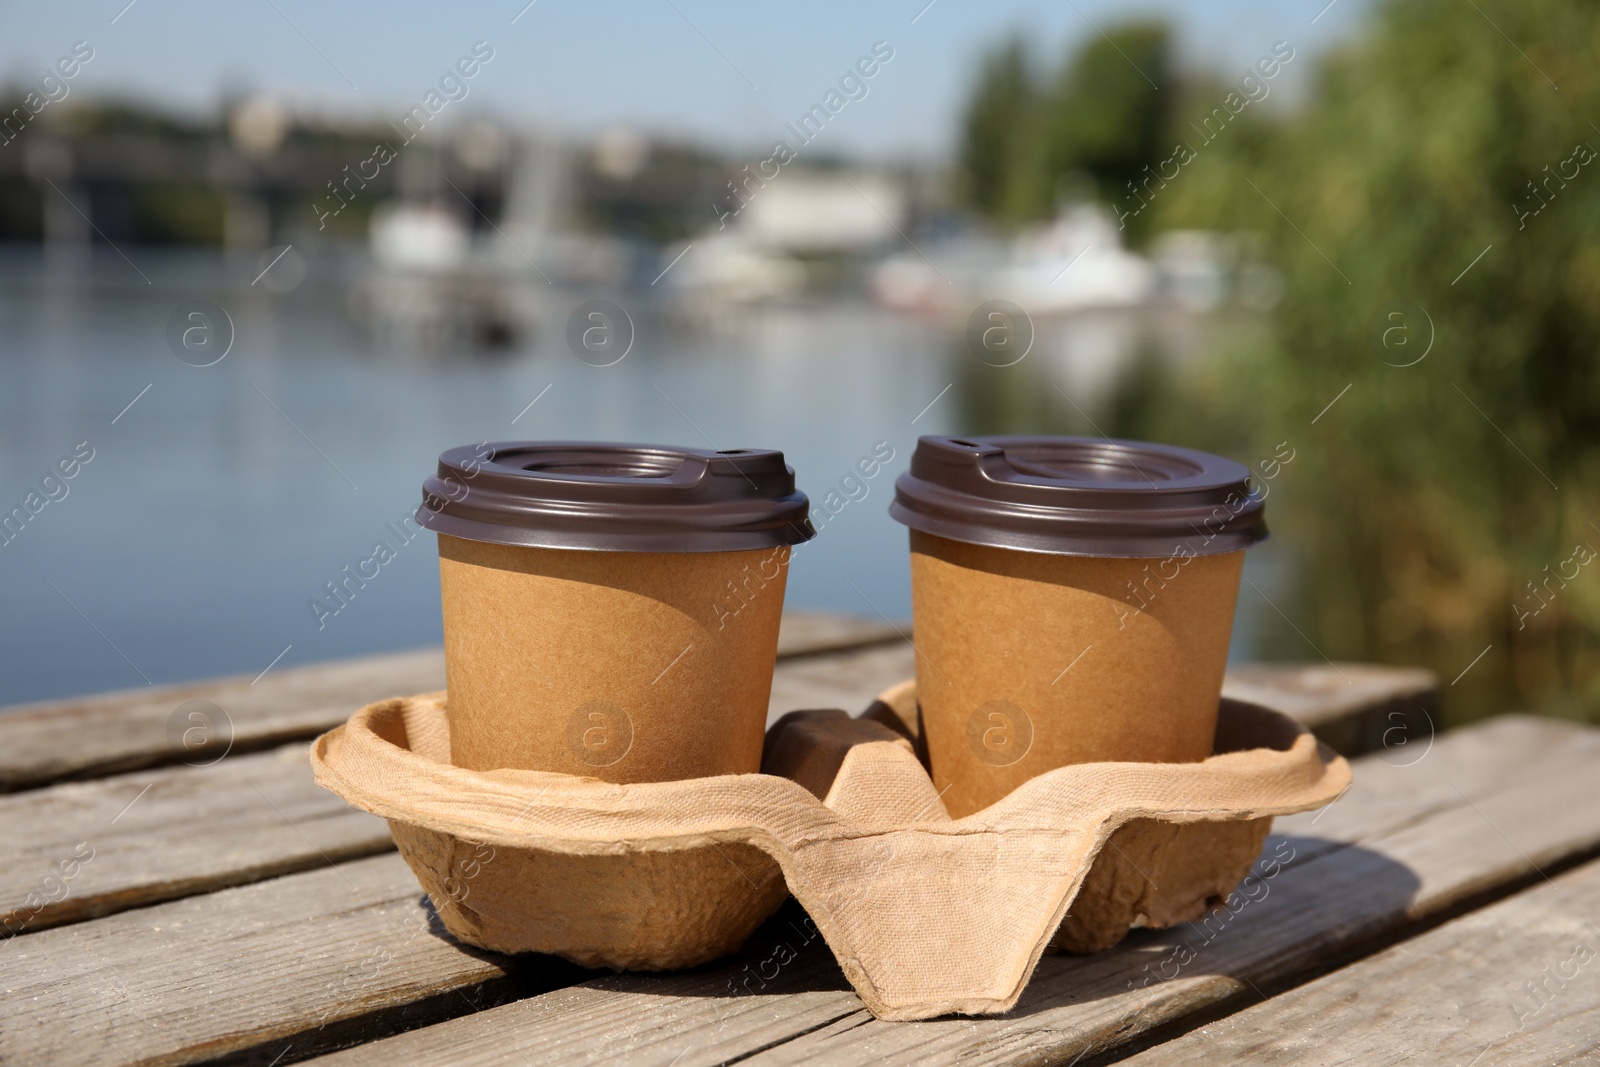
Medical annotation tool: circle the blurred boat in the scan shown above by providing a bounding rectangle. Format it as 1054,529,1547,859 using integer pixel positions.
351,199,635,353
669,172,907,307
352,201,523,352
664,231,807,305
868,206,1155,317
369,202,471,271
869,233,1002,314
986,204,1155,313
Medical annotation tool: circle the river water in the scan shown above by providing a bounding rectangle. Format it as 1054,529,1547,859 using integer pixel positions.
0,245,1268,704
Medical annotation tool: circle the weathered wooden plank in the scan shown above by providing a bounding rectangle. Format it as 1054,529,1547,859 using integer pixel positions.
0,743,389,937
0,639,913,941
737,716,1600,1066
1124,859,1600,1066
0,645,1440,943
1221,662,1439,759
0,590,1434,797
769,612,905,660
0,648,445,794
298,714,1600,1067
308,907,1204,1067
765,641,916,726
0,612,902,793
311,900,859,1067
767,647,1441,756
1266,696,1586,867
0,658,1442,1065
0,852,584,1067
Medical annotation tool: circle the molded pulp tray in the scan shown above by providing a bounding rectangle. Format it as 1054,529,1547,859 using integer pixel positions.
310,682,1350,1020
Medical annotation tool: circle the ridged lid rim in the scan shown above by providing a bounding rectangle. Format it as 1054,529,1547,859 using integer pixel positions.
417,440,815,553
889,434,1268,558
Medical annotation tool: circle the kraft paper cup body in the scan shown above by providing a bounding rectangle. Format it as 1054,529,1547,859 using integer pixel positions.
891,435,1267,818
439,534,789,780
910,530,1243,817
418,441,813,782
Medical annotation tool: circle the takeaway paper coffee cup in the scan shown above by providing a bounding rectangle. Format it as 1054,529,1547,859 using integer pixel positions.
417,442,814,782
890,435,1268,818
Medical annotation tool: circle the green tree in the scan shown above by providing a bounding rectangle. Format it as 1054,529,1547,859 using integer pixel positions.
1042,22,1171,230
957,24,1173,230
1155,0,1600,724
957,36,1039,222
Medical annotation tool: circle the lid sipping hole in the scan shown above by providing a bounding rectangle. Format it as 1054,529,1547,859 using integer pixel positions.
716,449,750,454
520,454,683,478
949,439,981,448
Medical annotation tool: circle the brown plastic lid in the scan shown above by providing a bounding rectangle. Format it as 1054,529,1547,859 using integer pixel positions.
889,435,1268,558
417,441,814,553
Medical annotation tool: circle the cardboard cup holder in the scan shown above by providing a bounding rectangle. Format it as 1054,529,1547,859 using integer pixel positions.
311,682,1350,1020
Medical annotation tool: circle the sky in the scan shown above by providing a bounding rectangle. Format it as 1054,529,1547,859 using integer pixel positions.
1,0,1372,159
